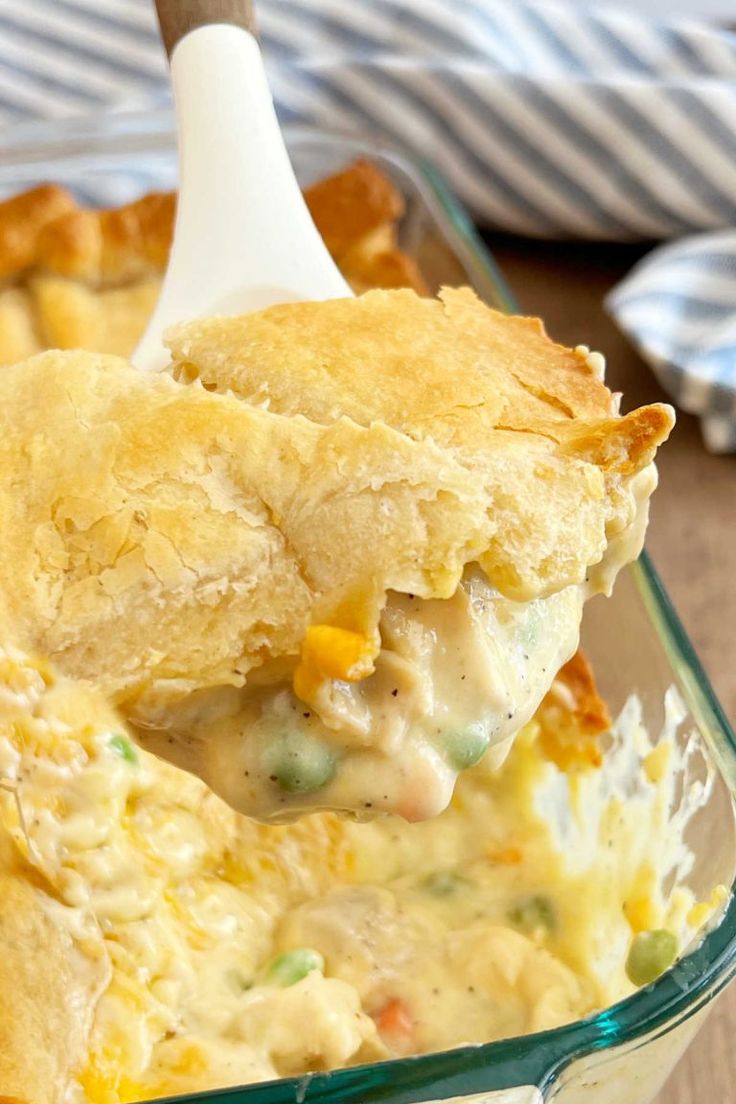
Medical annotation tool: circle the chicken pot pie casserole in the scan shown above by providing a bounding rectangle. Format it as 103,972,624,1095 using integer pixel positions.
0,163,719,1104
0,647,726,1104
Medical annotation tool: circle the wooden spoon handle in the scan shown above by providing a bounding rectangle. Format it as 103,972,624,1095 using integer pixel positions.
155,0,256,56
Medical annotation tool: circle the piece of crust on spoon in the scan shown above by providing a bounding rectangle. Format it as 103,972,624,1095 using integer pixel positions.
0,287,673,819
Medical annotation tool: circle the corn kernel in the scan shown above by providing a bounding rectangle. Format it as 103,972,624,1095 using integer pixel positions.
688,885,729,929
294,624,375,701
624,894,657,933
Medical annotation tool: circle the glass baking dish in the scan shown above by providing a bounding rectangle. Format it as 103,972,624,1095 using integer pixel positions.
0,110,734,1104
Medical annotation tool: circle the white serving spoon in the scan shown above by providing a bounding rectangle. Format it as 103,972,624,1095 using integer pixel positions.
134,0,351,372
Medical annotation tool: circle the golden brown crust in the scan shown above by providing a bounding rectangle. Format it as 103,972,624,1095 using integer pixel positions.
0,163,413,291
341,235,429,295
0,349,495,715
536,650,611,770
167,287,640,445
553,650,611,735
304,158,405,258
560,404,676,475
0,276,163,365
0,161,414,292
304,162,427,294
0,185,77,283
0,284,672,718
0,833,108,1104
35,191,175,285
0,187,173,288
167,287,674,598
0,161,423,366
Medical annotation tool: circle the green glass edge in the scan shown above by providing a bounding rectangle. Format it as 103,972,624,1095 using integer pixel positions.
414,158,518,314
141,139,736,1104
634,551,736,788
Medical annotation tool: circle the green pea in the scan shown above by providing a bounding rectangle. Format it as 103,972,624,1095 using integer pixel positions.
266,732,336,794
443,725,490,771
509,895,556,936
108,733,138,765
626,929,678,987
421,871,468,897
265,947,325,987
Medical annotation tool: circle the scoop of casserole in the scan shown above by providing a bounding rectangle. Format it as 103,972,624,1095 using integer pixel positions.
0,287,673,818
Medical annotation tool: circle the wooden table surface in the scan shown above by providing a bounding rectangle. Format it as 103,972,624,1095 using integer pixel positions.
484,232,735,1103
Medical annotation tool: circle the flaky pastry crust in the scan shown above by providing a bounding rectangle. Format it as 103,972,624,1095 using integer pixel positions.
303,157,404,257
0,287,672,722
168,287,674,598
0,161,425,363
536,650,611,770
0,348,491,715
35,191,175,285
0,184,77,283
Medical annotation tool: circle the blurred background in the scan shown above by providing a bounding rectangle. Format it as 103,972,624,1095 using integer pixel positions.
574,0,731,13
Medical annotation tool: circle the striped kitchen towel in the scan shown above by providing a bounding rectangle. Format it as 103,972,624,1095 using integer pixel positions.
0,0,735,448
607,232,736,453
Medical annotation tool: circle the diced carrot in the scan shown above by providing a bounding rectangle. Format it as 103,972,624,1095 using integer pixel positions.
375,997,414,1040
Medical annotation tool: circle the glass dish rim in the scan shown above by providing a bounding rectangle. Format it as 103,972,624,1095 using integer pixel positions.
1,111,733,1099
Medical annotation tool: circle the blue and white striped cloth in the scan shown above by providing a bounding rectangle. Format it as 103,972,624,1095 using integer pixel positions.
1,0,735,450
607,233,736,452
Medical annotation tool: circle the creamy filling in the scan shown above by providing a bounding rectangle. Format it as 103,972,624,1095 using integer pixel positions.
134,462,656,822
0,649,724,1102
585,465,657,598
140,571,583,821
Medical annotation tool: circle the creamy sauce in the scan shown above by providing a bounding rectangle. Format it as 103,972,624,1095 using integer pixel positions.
0,648,724,1103
585,465,657,598
133,459,656,824
139,569,583,821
